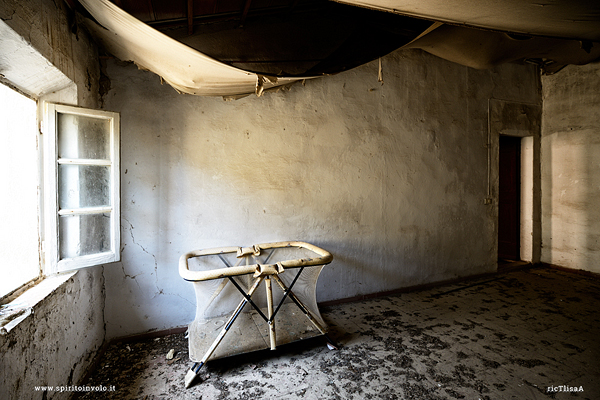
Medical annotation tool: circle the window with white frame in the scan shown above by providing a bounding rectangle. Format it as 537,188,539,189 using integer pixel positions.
43,103,120,274
0,20,120,301
0,91,121,300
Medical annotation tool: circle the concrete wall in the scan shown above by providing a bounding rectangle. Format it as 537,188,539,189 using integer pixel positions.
0,0,105,399
541,62,600,273
521,136,534,262
102,50,540,338
0,272,104,400
0,0,99,105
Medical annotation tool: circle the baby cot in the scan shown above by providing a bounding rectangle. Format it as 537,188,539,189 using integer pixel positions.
178,241,336,387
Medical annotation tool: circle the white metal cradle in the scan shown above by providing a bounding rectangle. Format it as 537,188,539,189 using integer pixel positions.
179,241,336,388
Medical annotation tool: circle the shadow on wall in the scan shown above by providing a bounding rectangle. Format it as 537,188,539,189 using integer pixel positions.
102,52,541,338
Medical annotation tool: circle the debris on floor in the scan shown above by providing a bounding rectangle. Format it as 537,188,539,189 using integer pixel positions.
78,267,600,399
166,349,175,360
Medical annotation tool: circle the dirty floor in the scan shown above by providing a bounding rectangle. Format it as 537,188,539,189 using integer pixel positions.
79,267,599,399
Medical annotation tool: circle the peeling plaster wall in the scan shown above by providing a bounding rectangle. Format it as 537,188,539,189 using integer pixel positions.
103,50,540,338
0,0,100,106
541,62,600,273
0,0,105,399
0,273,104,400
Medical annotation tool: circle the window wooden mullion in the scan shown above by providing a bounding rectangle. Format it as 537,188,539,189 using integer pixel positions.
58,206,113,216
57,158,112,166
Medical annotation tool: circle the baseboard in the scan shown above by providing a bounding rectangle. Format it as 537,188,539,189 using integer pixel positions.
108,326,188,344
318,262,534,308
540,262,600,279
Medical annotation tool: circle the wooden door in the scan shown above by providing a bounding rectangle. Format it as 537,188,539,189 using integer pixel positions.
498,135,521,260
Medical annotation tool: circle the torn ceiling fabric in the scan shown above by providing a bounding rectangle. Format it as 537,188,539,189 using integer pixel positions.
78,0,305,96
334,0,600,42
402,24,600,74
76,0,600,97
78,0,437,95
159,3,433,78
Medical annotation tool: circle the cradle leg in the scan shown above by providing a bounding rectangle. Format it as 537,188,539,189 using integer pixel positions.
185,362,205,388
324,334,339,350
184,276,265,388
265,277,277,350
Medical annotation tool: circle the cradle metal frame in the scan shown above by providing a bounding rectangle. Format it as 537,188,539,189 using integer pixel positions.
179,241,335,388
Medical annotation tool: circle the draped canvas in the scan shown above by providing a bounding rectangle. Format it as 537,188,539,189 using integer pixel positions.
79,0,600,97
79,0,308,97
334,0,600,41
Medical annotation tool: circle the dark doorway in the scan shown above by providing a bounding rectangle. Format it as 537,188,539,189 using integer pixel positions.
498,135,521,260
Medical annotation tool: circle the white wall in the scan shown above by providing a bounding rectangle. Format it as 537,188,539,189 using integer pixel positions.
102,50,540,338
0,1,105,399
541,62,600,273
521,136,534,262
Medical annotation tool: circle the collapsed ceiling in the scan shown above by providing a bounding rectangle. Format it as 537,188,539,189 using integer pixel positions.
69,0,600,97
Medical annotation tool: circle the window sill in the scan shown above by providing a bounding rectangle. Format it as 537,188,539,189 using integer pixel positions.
0,271,78,335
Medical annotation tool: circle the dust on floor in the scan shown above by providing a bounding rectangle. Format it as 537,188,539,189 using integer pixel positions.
78,267,600,399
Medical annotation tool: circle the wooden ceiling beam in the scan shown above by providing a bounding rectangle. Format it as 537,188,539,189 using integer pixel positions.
289,0,300,12
187,0,194,35
147,0,156,21
240,0,253,28
62,0,78,9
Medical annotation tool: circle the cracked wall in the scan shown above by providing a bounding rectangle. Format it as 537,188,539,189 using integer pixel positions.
0,272,105,400
0,0,105,399
102,49,540,339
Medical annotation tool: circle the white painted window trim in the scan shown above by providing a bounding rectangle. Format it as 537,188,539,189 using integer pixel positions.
43,103,120,274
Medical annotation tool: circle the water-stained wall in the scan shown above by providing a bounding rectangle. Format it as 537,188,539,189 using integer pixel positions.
0,1,105,399
102,49,540,338
541,62,600,273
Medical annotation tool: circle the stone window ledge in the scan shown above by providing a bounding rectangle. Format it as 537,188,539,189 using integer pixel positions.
0,271,78,335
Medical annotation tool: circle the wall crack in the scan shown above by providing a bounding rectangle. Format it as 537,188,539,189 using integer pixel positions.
122,218,159,291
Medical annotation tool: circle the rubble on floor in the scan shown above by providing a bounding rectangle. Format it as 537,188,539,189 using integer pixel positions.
78,267,600,399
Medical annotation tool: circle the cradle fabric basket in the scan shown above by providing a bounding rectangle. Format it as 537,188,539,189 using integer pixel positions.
179,241,334,387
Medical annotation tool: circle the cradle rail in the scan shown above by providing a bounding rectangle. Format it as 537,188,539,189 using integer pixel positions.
179,241,333,281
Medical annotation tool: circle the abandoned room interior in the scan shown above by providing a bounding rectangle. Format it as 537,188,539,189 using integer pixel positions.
1,0,599,399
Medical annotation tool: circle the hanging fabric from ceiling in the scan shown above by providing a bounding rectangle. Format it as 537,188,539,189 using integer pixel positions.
333,0,600,42
157,3,433,79
402,24,600,74
79,0,600,97
78,0,307,97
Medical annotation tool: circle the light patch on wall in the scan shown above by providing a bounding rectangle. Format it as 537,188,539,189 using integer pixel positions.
0,83,40,298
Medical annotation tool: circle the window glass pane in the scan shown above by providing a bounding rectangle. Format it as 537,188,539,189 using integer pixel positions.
47,104,120,272
58,165,111,209
57,112,110,160
59,213,112,259
0,84,39,297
